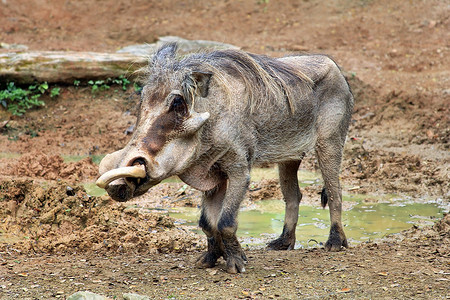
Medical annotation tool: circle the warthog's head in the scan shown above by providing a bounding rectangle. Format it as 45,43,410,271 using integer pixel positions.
96,44,212,201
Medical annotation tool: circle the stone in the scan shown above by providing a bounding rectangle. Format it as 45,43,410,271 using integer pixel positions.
123,293,151,300
66,291,109,300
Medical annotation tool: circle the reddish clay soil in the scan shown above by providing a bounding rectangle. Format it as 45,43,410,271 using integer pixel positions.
0,0,449,299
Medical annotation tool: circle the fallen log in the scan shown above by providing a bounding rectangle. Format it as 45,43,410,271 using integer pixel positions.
0,51,147,84
0,37,239,85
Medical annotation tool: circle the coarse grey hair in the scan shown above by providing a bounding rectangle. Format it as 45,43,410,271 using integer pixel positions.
143,43,314,113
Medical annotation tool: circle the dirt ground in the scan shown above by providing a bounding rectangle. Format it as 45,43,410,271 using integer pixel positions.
0,0,449,299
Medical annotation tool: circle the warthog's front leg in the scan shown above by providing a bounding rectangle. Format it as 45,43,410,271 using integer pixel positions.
321,186,348,251
197,181,227,268
197,172,248,273
220,224,247,274
216,170,249,273
196,234,225,268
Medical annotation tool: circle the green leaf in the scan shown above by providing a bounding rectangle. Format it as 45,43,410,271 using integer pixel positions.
50,87,61,98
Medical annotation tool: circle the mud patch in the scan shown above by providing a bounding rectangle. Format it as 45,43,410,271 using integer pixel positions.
6,151,99,182
248,179,282,202
132,181,202,209
359,91,449,147
0,180,203,254
342,140,448,198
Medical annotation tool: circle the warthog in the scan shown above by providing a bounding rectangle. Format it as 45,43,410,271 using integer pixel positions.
97,43,354,273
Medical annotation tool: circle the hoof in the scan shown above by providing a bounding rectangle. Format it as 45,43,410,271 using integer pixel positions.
196,252,218,269
325,223,348,251
324,239,348,251
267,237,295,250
225,252,248,274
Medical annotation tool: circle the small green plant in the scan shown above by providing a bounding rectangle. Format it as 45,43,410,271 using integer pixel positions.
111,75,131,91
88,75,131,93
50,87,61,98
88,80,110,93
0,82,48,116
134,82,143,93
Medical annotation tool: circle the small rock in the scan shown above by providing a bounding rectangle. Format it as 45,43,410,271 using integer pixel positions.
428,20,437,28
124,125,135,135
67,291,108,300
123,293,151,300
207,269,218,276
66,186,75,196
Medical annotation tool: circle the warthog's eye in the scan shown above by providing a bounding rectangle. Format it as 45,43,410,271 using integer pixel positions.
169,95,188,116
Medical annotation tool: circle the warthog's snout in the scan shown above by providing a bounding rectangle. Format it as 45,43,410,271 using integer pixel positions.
96,165,145,202
96,165,147,189
96,153,160,202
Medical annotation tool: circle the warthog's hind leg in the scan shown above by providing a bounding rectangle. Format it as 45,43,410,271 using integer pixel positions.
316,137,348,251
267,160,302,250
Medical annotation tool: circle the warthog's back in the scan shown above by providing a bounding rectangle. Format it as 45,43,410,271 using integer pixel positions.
246,54,353,164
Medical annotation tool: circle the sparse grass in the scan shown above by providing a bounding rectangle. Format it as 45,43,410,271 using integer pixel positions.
1,75,132,116
0,82,61,116
88,75,131,93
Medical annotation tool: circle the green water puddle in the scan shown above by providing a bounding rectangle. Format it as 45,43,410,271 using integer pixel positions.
0,152,105,164
81,167,446,249
0,152,21,159
62,154,105,165
167,199,445,249
83,182,107,197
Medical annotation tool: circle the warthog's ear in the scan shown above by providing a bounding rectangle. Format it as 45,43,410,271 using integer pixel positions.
182,71,213,102
191,71,212,98
152,43,178,65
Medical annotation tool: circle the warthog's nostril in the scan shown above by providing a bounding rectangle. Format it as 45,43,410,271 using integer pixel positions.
130,158,147,167
128,158,148,186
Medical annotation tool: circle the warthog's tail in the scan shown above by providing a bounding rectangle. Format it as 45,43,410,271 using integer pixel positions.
321,188,328,208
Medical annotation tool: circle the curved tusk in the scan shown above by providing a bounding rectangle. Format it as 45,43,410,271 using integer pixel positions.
96,165,146,189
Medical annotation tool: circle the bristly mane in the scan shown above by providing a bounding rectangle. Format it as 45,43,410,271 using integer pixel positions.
146,43,313,113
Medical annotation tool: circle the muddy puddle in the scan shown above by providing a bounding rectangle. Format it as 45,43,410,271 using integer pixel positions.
81,166,446,250
167,199,445,249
